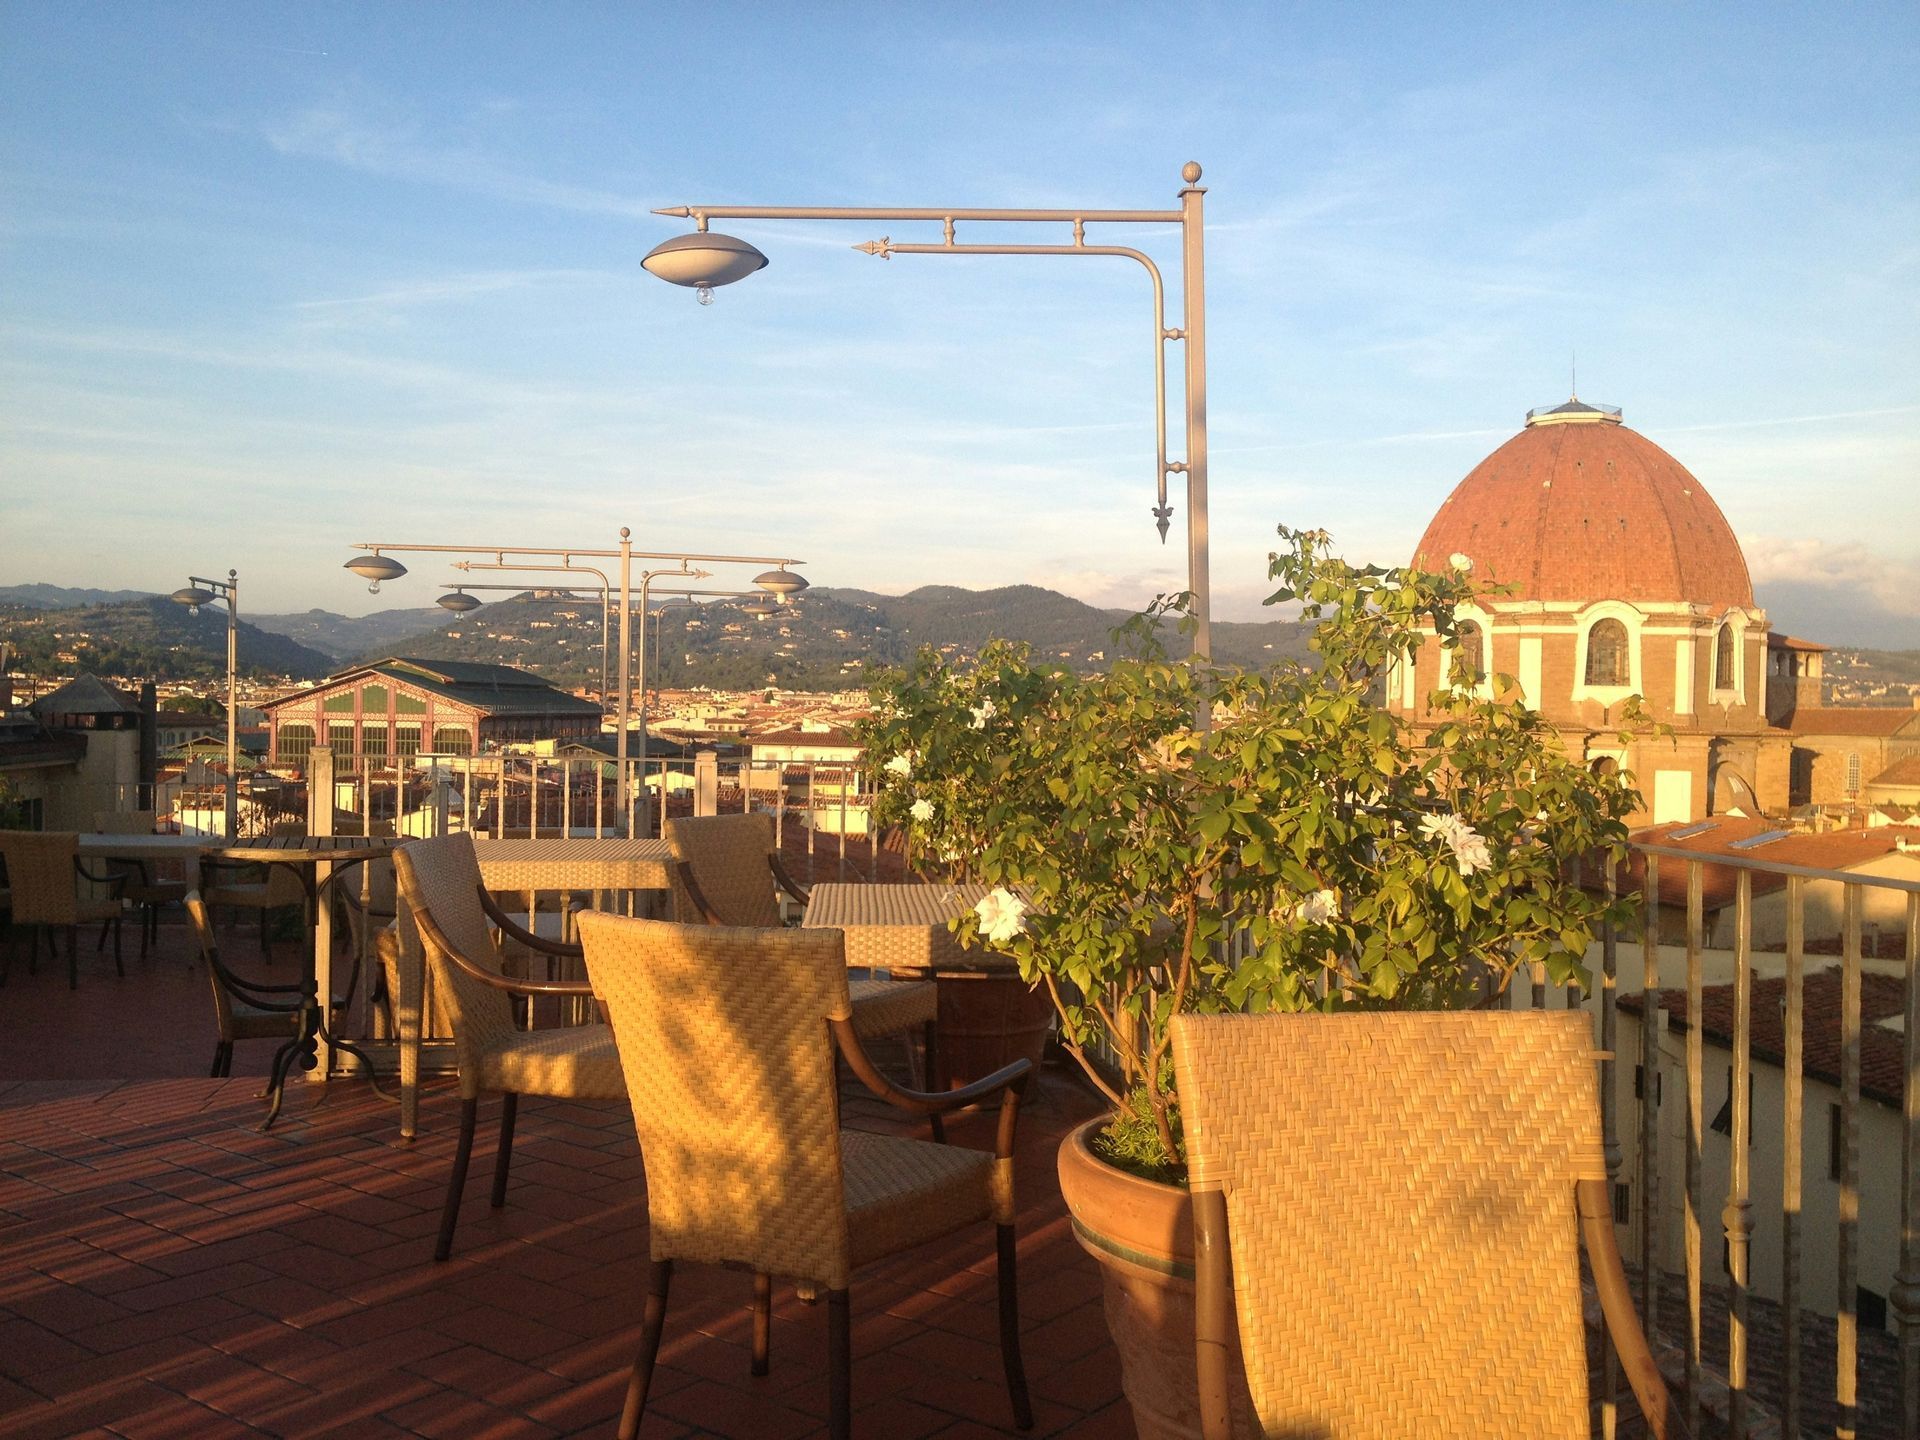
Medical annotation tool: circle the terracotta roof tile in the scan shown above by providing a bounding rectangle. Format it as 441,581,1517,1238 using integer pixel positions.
1622,968,1906,1108
1790,708,1920,738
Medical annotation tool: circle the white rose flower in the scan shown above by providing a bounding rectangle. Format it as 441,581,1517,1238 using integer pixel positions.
1420,812,1492,876
884,754,912,777
1449,552,1473,573
1296,889,1339,926
909,798,934,823
974,887,1028,944
969,698,998,730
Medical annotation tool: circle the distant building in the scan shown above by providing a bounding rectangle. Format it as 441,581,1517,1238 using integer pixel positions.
260,657,602,766
1391,397,1908,824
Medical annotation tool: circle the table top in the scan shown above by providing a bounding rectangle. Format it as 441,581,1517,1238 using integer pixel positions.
803,882,992,930
470,835,671,890
803,882,1013,974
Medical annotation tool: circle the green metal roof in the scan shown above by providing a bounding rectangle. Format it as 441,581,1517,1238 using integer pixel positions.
260,657,601,720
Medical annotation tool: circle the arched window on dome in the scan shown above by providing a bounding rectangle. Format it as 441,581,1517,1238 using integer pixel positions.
1584,619,1630,687
1454,621,1486,685
1714,623,1736,690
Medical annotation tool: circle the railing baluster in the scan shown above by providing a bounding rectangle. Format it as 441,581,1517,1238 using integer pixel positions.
1686,859,1705,1435
1641,853,1662,1339
1601,855,1622,1434
1727,867,1753,1437
1784,874,1805,1436
1895,890,1920,1440
1839,883,1862,1439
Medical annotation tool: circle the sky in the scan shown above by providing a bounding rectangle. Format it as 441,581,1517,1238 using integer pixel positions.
2,3,1916,647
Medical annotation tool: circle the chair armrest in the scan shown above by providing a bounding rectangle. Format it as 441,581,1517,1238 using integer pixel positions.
415,902,594,998
73,858,127,895
674,861,726,926
1578,1177,1684,1438
769,852,810,906
477,886,584,958
831,1017,1030,1114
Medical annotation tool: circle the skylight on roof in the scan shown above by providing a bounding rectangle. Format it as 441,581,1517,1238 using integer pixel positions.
1667,821,1719,840
1727,829,1792,851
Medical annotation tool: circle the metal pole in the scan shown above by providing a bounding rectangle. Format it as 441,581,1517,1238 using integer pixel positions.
1179,164,1211,663
225,571,239,839
636,570,654,839
616,529,632,829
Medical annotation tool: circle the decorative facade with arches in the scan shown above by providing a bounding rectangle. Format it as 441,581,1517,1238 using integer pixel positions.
260,657,601,770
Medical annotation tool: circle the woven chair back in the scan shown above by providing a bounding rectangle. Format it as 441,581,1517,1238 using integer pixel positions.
1171,1010,1606,1439
577,911,857,1288
0,831,81,925
665,812,782,926
393,834,513,1087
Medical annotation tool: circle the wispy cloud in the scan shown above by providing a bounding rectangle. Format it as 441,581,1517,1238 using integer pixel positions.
262,105,654,218
1744,535,1920,621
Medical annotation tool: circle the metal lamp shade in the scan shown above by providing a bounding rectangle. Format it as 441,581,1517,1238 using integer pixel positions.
754,568,808,598
642,232,769,289
171,587,216,610
345,554,408,584
437,591,482,612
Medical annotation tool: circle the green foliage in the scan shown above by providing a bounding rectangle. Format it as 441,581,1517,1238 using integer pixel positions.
859,526,1646,1176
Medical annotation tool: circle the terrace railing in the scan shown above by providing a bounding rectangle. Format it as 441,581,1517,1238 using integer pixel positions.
1589,840,1920,1438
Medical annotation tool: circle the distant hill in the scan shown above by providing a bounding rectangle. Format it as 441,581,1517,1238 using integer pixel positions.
342,583,1317,693
0,598,336,683
249,606,445,660
1824,648,1920,705
0,583,157,609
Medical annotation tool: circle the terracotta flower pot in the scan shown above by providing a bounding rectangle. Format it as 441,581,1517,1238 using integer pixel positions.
1056,1117,1257,1440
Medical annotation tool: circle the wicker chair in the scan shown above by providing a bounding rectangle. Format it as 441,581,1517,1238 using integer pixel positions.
184,891,308,1077
577,911,1033,1440
335,856,397,1036
0,831,124,989
93,811,190,957
393,833,625,1262
667,812,939,1076
201,851,307,961
1171,1011,1680,1440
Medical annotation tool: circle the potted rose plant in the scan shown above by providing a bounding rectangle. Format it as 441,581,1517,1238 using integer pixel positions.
862,527,1645,1438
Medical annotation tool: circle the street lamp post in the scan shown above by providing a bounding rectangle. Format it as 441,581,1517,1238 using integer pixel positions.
170,570,240,839
346,532,805,832
645,161,1211,661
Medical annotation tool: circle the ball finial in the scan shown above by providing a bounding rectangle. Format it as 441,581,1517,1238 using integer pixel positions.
620,526,631,541
1181,161,1202,184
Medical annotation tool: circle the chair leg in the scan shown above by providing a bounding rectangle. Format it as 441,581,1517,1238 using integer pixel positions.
924,1021,945,1144
210,1040,231,1078
490,1093,518,1208
435,1096,479,1262
66,925,78,990
827,1287,851,1440
751,1272,772,1376
111,918,123,977
996,1223,1033,1430
617,1258,674,1440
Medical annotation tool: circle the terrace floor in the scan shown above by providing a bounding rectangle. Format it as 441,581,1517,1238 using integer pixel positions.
0,914,1864,1438
1,919,1129,1440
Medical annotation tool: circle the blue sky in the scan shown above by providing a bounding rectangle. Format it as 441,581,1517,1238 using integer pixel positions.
3,3,1916,645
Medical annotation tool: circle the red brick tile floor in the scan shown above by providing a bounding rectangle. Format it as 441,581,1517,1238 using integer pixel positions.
4,915,1878,1438
1,917,1131,1439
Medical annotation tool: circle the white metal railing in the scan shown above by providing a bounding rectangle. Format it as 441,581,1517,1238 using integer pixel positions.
1593,840,1920,1438
236,747,887,885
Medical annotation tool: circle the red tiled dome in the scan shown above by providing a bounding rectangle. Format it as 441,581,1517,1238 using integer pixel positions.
1413,404,1753,610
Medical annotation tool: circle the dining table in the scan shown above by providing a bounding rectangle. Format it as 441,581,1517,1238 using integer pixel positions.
801,882,1011,975
801,882,1051,1091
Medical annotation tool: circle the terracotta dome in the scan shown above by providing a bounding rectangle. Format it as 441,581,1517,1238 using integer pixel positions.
1413,401,1753,610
